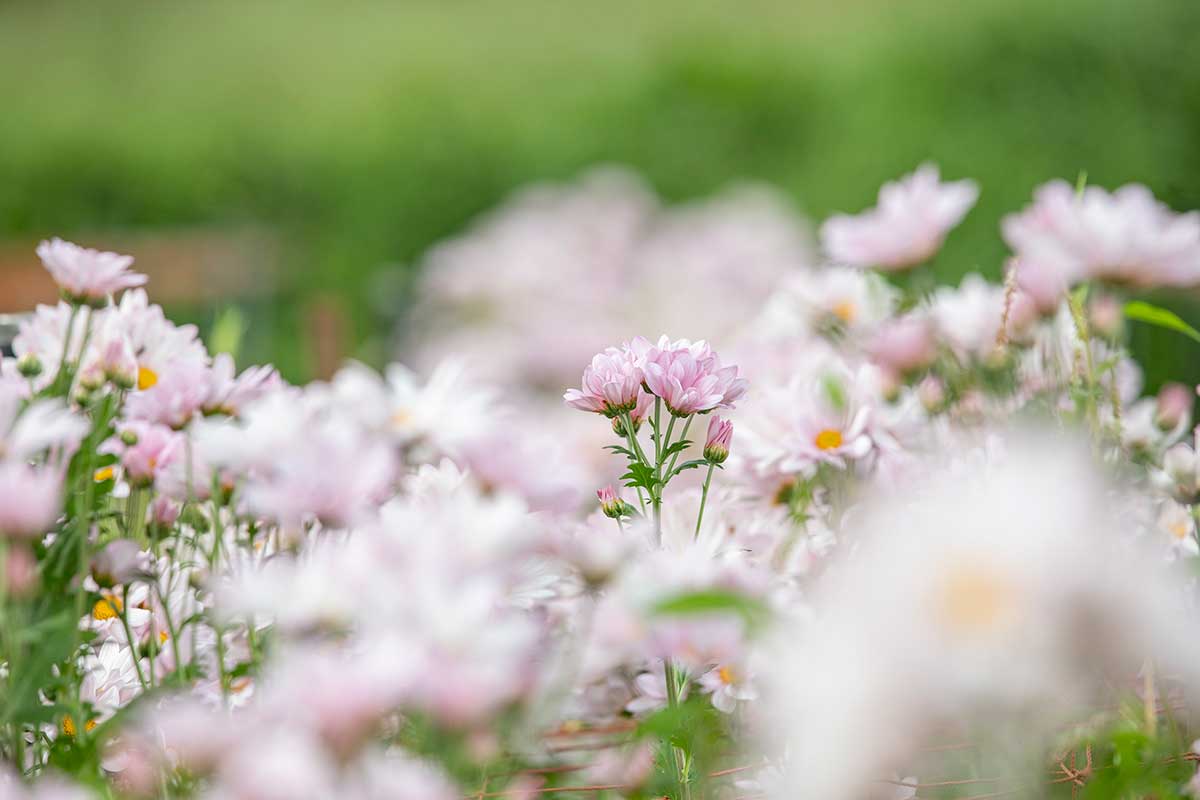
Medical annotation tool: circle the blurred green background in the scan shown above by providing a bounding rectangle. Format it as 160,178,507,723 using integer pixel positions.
1,0,1199,387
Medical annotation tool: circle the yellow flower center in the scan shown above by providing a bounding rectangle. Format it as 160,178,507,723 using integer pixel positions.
832,301,856,323
61,717,97,737
815,429,843,451
717,665,736,685
1169,520,1191,541
93,466,115,483
935,561,1017,635
391,408,412,427
92,595,123,621
137,365,158,391
159,630,170,644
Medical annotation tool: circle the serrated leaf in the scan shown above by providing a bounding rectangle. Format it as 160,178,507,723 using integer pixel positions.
1124,300,1200,345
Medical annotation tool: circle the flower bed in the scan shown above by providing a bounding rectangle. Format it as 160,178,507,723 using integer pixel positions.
3,165,1200,799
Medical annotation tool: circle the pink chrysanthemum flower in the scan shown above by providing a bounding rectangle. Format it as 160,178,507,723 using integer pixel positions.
563,345,644,417
633,336,747,417
1002,180,1200,291
820,163,979,271
36,238,147,303
704,416,733,464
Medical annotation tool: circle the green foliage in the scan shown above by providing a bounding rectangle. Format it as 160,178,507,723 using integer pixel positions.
1,0,1199,382
652,588,770,632
1125,300,1200,346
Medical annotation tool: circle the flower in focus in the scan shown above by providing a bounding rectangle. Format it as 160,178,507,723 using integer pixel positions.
704,415,733,464
820,163,979,271
635,335,747,417
563,345,644,416
37,238,146,303
597,485,623,519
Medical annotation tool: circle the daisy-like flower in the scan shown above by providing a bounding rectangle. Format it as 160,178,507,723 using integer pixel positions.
820,163,979,271
699,661,759,713
37,238,146,303
100,421,183,488
202,353,281,417
564,345,645,417
777,364,875,475
1003,180,1200,290
124,359,210,429
634,335,747,417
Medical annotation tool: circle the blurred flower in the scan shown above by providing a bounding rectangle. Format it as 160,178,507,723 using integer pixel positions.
37,238,146,303
91,540,153,588
0,461,61,540
1003,180,1200,289
1155,382,1193,431
820,163,978,271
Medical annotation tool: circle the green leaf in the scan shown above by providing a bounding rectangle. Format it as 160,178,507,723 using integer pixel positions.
669,458,709,478
652,589,770,630
1124,300,1200,345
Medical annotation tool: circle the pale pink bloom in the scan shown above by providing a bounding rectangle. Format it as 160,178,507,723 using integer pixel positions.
90,540,152,587
79,640,145,722
635,335,747,416
699,662,759,712
704,416,733,464
1010,256,1067,316
0,461,61,539
110,290,208,389
101,422,182,488
1003,180,1200,289
564,344,644,416
203,353,281,416
585,743,656,789
928,274,1010,361
867,314,936,375
1156,382,1193,431
37,238,146,302
821,164,978,270
212,729,338,800
777,368,875,475
125,360,210,429
0,388,87,462
350,751,459,800
625,663,684,715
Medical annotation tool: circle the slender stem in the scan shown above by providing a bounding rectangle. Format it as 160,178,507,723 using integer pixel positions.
663,659,692,800
621,413,649,512
665,415,694,477
694,463,715,539
50,303,81,394
63,308,94,400
119,586,150,691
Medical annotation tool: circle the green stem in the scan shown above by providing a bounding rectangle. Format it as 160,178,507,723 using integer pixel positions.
694,463,715,539
63,308,94,400
663,659,692,800
119,586,150,691
665,415,693,477
50,303,81,394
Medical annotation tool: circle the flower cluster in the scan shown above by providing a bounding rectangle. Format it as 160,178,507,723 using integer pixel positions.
4,162,1200,800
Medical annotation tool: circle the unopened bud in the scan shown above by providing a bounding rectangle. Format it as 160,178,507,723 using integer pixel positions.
1088,294,1125,341
1156,382,1193,431
703,416,733,465
120,429,139,446
597,485,623,519
16,354,42,378
918,376,947,413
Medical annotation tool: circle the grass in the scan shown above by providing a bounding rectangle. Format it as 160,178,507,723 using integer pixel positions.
1,0,1199,383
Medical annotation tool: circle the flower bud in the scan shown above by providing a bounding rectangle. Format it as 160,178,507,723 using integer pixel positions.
1155,382,1193,431
120,429,139,446
91,539,151,588
703,416,733,464
918,375,947,413
597,485,623,519
16,353,42,378
1088,294,1125,341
